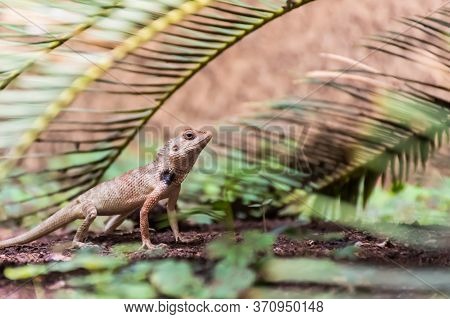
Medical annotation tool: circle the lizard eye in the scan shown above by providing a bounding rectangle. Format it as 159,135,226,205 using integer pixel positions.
172,145,179,152
183,130,195,140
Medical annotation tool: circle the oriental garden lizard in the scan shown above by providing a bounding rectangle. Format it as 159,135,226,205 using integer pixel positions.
0,128,212,251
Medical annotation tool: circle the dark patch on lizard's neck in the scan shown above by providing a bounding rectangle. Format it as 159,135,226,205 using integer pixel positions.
160,169,176,185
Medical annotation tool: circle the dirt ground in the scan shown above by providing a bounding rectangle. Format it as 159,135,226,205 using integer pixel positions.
1,219,449,298
2,219,449,266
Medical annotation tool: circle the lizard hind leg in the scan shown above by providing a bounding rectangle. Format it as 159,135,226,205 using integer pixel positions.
72,201,98,247
104,210,156,234
104,212,132,234
166,185,187,242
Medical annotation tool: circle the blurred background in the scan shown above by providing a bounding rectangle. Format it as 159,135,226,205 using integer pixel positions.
153,0,444,128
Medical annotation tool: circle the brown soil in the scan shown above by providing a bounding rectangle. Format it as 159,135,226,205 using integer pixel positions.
1,219,449,267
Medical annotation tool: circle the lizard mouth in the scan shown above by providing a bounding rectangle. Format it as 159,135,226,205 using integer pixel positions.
197,132,212,148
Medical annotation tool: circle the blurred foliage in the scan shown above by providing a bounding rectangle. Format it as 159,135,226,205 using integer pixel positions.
365,179,450,226
261,258,450,294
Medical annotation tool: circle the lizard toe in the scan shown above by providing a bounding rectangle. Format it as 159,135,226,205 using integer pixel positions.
139,241,167,251
175,234,193,243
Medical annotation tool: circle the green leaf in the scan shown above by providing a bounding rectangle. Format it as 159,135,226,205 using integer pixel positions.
243,230,275,252
110,242,142,256
52,252,126,272
4,264,48,280
207,230,274,267
210,262,256,298
119,262,155,282
261,258,450,292
149,260,206,298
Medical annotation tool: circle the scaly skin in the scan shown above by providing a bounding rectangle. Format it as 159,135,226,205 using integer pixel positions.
0,128,212,250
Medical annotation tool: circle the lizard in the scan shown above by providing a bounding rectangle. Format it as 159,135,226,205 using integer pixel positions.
0,128,212,251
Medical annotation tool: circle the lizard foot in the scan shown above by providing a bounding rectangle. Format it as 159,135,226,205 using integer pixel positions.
175,234,193,243
71,241,102,251
139,241,168,251
174,233,194,244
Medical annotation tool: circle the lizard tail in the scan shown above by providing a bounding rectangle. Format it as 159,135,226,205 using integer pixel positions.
0,204,79,248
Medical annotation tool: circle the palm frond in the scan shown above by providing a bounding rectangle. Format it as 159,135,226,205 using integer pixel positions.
184,4,450,212
301,6,449,202
0,0,316,221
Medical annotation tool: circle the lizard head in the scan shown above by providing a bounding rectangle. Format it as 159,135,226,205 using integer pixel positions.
161,128,212,174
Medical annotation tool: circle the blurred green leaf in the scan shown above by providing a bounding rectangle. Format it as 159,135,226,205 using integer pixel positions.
110,242,142,257
210,262,256,298
207,230,274,268
333,245,360,260
53,251,126,273
149,261,206,298
4,264,48,280
261,258,450,292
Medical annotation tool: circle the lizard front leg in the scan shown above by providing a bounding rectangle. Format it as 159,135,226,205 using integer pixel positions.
140,186,167,250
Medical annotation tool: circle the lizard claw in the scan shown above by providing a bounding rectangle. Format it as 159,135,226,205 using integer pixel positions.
174,234,192,243
139,241,167,251
175,236,183,243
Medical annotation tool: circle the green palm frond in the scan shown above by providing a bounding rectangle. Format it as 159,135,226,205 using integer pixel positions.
301,6,449,202
184,5,449,211
0,0,120,90
0,0,316,221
